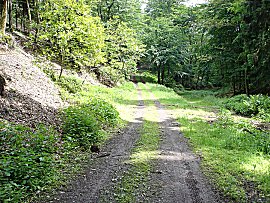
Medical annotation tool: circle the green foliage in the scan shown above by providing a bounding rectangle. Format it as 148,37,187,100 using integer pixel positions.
56,76,83,94
91,0,143,28
224,94,270,118
0,123,60,202
100,20,145,85
62,99,119,149
216,110,270,155
33,0,105,69
0,34,14,47
28,0,145,86
139,71,158,83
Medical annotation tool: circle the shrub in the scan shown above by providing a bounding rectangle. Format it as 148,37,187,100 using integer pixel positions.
85,98,119,128
57,76,83,94
62,98,119,149
0,122,60,202
140,72,158,83
224,94,270,117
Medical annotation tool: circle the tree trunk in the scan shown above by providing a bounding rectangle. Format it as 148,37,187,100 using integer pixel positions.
59,52,64,79
0,0,7,35
157,64,161,84
34,0,40,43
161,65,165,84
8,0,12,31
244,68,249,96
15,0,18,29
22,1,25,31
233,76,236,95
25,0,31,33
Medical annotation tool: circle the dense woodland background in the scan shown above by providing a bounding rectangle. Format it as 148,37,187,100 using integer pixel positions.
0,0,269,94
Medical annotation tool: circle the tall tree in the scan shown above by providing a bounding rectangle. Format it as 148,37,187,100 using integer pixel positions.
0,0,7,35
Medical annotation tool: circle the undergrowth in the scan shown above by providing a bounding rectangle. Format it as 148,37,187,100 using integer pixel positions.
0,122,60,202
224,94,270,121
62,99,119,149
57,76,83,94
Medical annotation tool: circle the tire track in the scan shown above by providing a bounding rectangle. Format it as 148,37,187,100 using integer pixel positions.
145,84,220,203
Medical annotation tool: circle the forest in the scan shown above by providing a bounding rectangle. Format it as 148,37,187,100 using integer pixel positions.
0,0,269,94
0,0,270,202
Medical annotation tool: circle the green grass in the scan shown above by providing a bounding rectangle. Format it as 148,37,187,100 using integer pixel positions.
3,69,270,203
179,116,270,202
61,81,139,123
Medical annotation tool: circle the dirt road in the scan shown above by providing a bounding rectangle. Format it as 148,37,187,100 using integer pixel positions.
49,84,220,203
146,89,220,203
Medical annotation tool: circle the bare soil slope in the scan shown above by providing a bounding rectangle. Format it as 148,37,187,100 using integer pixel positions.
0,48,64,127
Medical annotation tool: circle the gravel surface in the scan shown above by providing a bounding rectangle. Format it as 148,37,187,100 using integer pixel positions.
0,49,64,127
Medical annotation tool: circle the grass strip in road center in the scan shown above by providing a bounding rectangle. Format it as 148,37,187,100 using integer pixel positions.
114,86,160,202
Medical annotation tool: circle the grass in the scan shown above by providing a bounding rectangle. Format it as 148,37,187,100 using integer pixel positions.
60,79,139,123
179,116,270,202
2,69,270,202
147,83,270,202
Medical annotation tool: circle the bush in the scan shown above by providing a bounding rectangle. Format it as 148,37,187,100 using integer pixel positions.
62,98,119,149
57,76,83,94
0,123,60,202
224,94,270,117
140,72,158,83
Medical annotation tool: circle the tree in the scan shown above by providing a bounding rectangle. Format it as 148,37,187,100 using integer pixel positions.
0,0,7,35
143,1,191,85
99,19,145,84
34,0,105,78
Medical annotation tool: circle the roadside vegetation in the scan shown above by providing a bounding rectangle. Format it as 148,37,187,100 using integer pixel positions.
1,69,270,202
1,0,270,201
0,73,139,202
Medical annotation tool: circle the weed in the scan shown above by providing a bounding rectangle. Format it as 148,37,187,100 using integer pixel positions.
0,123,60,202
57,75,83,94
224,94,270,119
